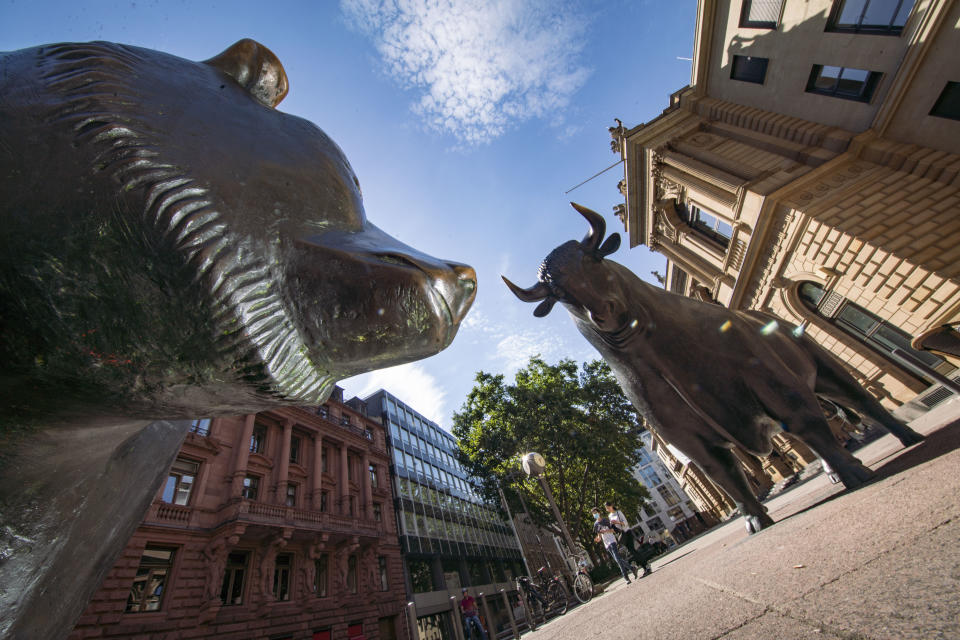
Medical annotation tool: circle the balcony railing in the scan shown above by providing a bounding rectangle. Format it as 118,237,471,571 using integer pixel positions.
154,502,192,524
226,500,383,537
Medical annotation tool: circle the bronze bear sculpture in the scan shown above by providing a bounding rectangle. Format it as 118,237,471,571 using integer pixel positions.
0,39,475,639
504,203,922,534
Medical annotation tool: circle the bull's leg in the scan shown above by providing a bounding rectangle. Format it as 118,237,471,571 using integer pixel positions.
807,341,924,446
787,413,874,490
695,444,774,534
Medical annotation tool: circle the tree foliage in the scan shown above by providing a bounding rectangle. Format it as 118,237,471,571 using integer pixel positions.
452,357,649,553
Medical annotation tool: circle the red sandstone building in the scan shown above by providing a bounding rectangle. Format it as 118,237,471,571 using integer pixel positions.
69,389,409,640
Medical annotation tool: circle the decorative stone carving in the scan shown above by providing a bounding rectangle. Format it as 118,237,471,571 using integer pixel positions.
608,118,626,154
613,203,627,225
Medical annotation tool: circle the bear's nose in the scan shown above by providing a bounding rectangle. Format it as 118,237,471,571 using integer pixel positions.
446,261,476,324
395,255,476,325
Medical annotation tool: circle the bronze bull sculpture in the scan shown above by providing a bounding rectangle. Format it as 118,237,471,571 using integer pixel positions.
0,39,475,638
503,203,922,534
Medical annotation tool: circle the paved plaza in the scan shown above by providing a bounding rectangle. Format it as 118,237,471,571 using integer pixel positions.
525,398,960,640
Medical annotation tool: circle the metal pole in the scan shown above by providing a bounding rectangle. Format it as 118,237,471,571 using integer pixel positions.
537,476,577,556
495,479,532,576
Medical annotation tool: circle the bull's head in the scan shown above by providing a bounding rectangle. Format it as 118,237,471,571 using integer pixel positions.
502,203,635,335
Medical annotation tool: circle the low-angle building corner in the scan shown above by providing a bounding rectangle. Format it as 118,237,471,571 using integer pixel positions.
610,0,960,501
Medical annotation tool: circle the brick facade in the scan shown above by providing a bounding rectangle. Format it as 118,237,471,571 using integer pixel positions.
69,393,409,640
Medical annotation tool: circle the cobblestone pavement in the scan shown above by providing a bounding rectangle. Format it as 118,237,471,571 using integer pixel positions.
522,397,960,640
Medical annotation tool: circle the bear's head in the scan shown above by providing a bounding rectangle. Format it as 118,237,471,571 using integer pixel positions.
0,39,476,418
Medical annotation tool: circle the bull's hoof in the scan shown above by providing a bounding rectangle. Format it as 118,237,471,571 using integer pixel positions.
744,513,774,534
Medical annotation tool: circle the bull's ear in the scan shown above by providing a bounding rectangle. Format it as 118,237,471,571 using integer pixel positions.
533,299,556,317
204,39,290,108
598,233,621,258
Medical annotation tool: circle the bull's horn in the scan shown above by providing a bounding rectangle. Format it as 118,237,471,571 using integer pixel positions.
501,276,550,302
571,202,605,252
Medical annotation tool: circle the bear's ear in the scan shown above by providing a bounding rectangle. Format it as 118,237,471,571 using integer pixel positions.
203,39,289,108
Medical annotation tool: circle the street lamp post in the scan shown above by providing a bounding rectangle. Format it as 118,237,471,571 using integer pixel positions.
521,452,578,557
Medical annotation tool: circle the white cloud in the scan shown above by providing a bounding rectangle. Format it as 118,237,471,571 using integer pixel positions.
342,0,591,144
494,330,564,372
339,362,448,425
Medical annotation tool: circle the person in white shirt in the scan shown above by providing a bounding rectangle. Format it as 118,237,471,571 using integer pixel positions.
592,507,633,584
606,502,648,577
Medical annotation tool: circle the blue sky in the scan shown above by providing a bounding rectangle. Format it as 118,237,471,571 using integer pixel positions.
2,0,696,428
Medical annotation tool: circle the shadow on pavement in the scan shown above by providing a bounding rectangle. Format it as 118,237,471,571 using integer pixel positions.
869,418,960,482
782,419,960,521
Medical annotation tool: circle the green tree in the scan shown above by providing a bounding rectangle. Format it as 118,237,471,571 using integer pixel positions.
452,357,649,556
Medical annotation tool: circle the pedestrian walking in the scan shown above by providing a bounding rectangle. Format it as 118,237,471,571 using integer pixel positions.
606,502,650,577
592,507,633,584
459,587,488,640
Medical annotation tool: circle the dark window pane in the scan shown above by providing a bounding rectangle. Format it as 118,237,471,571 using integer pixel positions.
731,55,768,84
837,67,870,97
837,304,880,335
893,0,913,25
862,0,900,26
837,0,867,25
930,82,960,121
814,65,842,91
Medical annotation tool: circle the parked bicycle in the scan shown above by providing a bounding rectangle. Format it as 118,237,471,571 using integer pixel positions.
515,567,568,629
571,558,594,604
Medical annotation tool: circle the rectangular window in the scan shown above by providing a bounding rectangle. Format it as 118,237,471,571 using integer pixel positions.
315,555,328,596
657,484,682,507
827,0,914,34
250,424,267,454
370,464,379,488
321,490,329,512
689,205,732,247
739,0,783,28
930,81,960,121
730,55,768,84
322,447,328,473
317,405,329,419
290,435,302,464
220,552,248,605
806,64,881,102
285,483,298,507
273,554,292,601
242,475,260,501
125,546,176,612
189,418,211,436
349,495,357,516
347,555,358,594
378,556,389,591
340,415,351,426
669,267,688,295
373,503,383,522
161,457,198,505
364,427,374,441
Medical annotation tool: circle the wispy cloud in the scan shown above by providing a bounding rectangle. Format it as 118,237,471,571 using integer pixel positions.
494,330,564,371
340,362,448,425
342,0,591,144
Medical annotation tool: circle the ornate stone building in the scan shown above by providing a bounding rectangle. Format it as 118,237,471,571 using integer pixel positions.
610,0,960,507
69,388,407,640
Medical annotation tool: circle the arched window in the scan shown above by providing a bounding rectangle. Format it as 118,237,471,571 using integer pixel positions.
798,281,944,380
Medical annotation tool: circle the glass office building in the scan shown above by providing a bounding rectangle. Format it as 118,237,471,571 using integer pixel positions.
364,390,524,640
